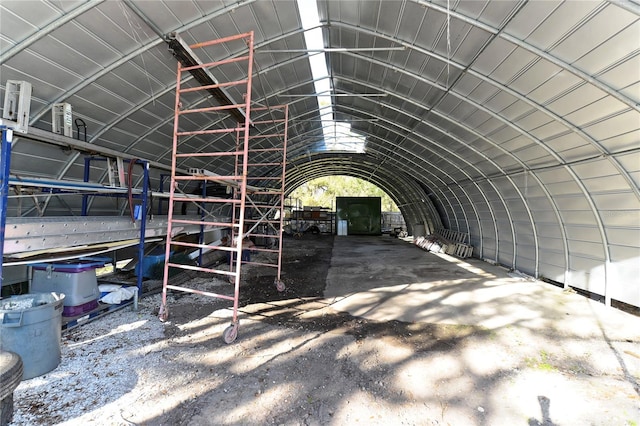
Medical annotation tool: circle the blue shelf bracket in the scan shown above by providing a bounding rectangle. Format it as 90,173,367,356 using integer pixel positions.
137,160,150,293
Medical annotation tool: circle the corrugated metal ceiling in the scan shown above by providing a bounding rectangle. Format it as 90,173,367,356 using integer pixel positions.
0,0,638,307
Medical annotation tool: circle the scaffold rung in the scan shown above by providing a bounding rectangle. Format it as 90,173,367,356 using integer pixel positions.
176,151,244,158
252,247,281,254
247,177,282,181
175,175,242,181
246,190,284,195
242,261,279,268
251,119,286,125
248,147,284,153
172,196,241,204
180,103,249,115
170,218,237,228
248,134,285,139
244,219,283,224
180,55,251,73
165,285,236,301
179,79,249,94
176,129,243,137
167,262,238,276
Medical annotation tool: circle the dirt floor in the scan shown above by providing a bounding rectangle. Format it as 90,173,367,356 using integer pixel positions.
9,234,640,425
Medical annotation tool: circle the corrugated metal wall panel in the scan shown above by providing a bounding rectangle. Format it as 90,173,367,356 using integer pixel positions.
584,111,640,146
537,237,565,253
564,225,602,243
539,246,566,267
498,247,514,267
560,210,600,226
539,263,567,283
592,192,640,211
609,245,640,263
568,270,603,295
568,240,605,259
515,250,536,273
608,246,640,306
536,223,563,239
609,277,640,307
600,210,640,228
552,195,592,211
581,175,631,193
606,228,640,247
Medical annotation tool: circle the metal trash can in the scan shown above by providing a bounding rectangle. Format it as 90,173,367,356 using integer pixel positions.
0,293,65,380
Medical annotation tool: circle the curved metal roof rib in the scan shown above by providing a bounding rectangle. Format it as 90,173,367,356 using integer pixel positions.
1,0,638,308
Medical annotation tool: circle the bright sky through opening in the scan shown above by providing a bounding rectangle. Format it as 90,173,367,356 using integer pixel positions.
296,0,366,153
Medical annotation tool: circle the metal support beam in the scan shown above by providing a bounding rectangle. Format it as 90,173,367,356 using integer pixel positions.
0,126,13,284
166,32,248,123
3,215,222,257
257,47,406,53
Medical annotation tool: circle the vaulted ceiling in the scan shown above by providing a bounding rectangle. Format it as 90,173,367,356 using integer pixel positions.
1,0,639,308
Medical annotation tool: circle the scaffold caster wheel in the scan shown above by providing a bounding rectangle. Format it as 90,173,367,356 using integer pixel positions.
223,323,239,344
275,279,286,292
158,304,169,322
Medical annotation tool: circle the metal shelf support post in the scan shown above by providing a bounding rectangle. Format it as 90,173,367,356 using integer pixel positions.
0,126,14,284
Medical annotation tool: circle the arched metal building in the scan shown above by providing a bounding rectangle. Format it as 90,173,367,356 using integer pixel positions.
1,0,638,309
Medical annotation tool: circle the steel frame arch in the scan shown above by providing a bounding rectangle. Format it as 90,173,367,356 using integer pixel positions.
328,104,493,258
286,153,441,228
282,119,466,234
329,21,640,202
323,80,524,266
284,156,438,233
0,0,106,64
411,0,639,111
22,0,258,127
326,65,593,276
5,0,616,290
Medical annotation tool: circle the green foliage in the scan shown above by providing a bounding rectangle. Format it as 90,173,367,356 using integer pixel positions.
289,176,399,212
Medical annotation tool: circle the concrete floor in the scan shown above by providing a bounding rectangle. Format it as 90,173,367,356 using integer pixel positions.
326,236,637,339
12,234,638,425
322,235,640,425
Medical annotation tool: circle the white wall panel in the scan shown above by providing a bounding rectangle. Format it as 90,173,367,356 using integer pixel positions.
581,175,631,193
568,240,605,260
498,247,514,267
606,228,640,247
536,223,563,238
539,263,566,283
537,237,565,253
539,248,566,268
568,262,606,296
564,225,602,243
592,192,640,211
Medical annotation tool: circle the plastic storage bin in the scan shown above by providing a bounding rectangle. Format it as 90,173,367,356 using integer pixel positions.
136,250,171,279
31,259,103,317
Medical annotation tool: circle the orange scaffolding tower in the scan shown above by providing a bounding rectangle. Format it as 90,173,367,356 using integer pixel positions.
159,31,288,343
